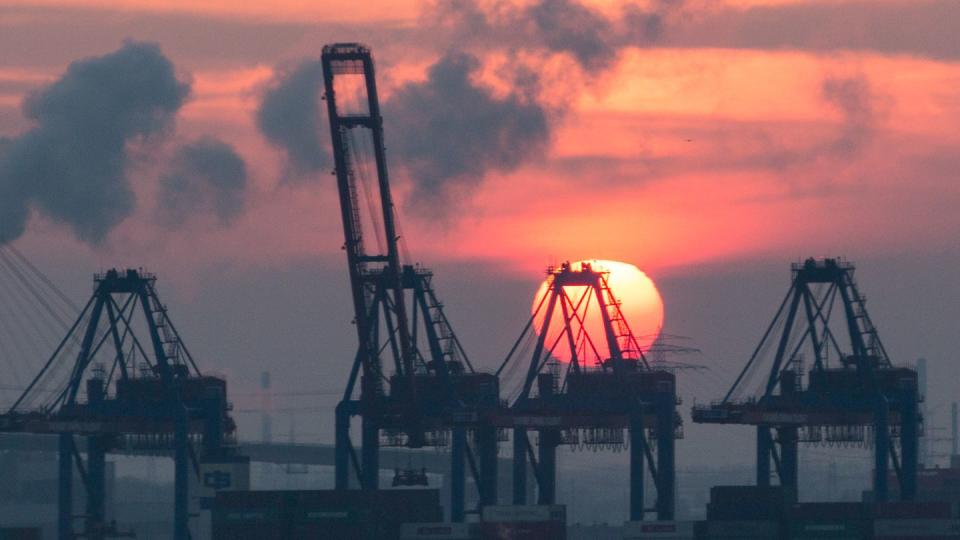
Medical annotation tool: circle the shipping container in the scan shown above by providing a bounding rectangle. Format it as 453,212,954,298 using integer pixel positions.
213,489,443,540
876,503,958,520
709,485,787,503
0,529,41,540
568,523,622,540
786,519,865,539
401,522,479,539
787,503,870,521
874,518,960,538
481,505,566,523
704,519,780,539
479,521,566,540
622,520,695,539
707,486,786,521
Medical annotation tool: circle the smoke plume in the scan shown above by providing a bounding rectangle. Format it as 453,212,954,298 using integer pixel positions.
256,59,330,177
157,137,248,228
0,41,190,245
257,51,550,213
433,0,686,70
821,75,876,156
525,0,617,71
384,51,550,210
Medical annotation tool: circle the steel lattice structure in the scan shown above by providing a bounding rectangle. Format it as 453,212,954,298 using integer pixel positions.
495,261,681,521
323,43,501,520
692,258,920,502
0,269,237,540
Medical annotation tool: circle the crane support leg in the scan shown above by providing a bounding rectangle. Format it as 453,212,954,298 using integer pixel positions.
875,398,890,502
778,426,799,502
757,427,772,487
656,389,676,520
203,388,226,455
630,410,645,521
451,427,466,521
174,408,189,540
512,428,527,505
335,402,351,490
900,387,919,501
86,435,106,539
477,426,498,506
361,416,380,490
777,370,799,502
59,433,73,540
537,429,558,504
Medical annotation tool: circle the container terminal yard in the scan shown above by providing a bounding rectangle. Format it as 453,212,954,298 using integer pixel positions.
0,42,955,540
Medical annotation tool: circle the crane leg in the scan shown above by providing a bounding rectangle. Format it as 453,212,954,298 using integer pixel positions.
477,426,498,506
874,399,890,502
451,427,466,521
86,435,106,540
59,433,73,540
537,429,557,504
757,427,772,487
512,428,527,505
900,388,919,501
779,426,799,503
335,403,350,490
361,416,379,490
656,390,676,520
630,410,645,521
174,408,189,540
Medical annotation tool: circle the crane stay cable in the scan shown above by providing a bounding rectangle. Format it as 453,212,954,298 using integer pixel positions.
346,127,386,254
0,248,77,334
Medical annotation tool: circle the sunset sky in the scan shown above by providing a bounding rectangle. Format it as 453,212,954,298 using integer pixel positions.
1,0,959,477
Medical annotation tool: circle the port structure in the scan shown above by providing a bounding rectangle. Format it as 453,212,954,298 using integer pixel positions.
495,261,681,521
0,268,237,540
322,43,501,520
692,258,920,503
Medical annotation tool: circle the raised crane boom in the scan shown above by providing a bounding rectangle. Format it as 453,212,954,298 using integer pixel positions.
323,44,500,517
322,43,415,393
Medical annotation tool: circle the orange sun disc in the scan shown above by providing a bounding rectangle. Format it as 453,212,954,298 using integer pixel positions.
531,259,664,364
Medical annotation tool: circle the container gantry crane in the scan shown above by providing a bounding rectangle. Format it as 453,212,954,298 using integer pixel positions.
495,261,682,521
322,43,501,521
692,258,920,503
0,268,239,540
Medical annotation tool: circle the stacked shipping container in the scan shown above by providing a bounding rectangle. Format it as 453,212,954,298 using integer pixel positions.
479,505,567,540
212,489,442,540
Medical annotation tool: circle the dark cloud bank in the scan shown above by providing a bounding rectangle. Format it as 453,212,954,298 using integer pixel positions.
253,0,698,214
0,41,252,245
0,41,189,245
256,50,550,212
257,59,329,176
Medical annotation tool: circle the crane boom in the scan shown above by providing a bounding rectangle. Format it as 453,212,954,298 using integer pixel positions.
324,45,502,513
321,43,416,394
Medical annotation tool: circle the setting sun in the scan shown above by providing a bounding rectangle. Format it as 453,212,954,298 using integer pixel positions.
531,259,664,364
